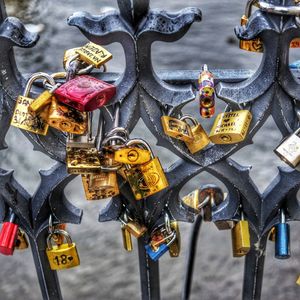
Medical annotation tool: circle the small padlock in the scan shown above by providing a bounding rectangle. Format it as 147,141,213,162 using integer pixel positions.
53,75,116,112
47,98,88,134
231,212,251,257
161,116,194,142
81,171,119,200
274,128,300,168
15,229,29,250
275,209,290,259
124,140,169,200
169,221,181,257
46,229,80,270
119,213,147,238
121,225,133,252
74,42,113,68
198,64,215,110
10,73,56,135
0,211,18,256
296,275,300,286
200,106,215,118
63,47,81,69
114,147,152,165
268,227,276,242
180,116,210,154
209,110,252,144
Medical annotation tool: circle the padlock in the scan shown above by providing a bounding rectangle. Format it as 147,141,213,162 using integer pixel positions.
121,225,133,252
274,128,300,168
296,275,300,286
231,212,251,257
0,211,18,255
15,229,29,250
209,110,252,144
169,221,181,257
47,98,88,134
124,140,169,200
200,106,215,118
81,171,119,200
46,229,80,270
114,147,151,165
63,47,81,69
74,42,113,68
66,147,101,174
198,64,215,109
180,116,210,154
275,210,290,259
161,116,194,142
119,213,147,238
268,227,276,242
53,75,116,112
10,72,56,135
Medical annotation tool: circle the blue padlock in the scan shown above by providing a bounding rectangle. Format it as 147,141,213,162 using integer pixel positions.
275,210,290,259
145,243,169,261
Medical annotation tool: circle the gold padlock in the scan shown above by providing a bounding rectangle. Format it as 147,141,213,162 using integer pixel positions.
10,73,56,135
47,98,88,134
46,229,80,270
15,229,29,250
169,221,181,257
296,275,300,286
274,128,300,168
182,189,201,213
209,110,252,144
124,140,169,200
161,116,194,142
66,147,101,174
120,218,147,238
180,116,210,154
75,42,113,68
268,227,276,242
63,48,81,69
114,147,152,165
81,171,119,200
121,225,133,252
231,216,251,257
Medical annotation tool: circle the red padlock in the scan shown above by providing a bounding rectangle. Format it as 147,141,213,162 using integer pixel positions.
53,75,116,112
0,212,18,256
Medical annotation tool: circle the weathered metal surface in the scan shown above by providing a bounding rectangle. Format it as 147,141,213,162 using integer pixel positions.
0,0,299,300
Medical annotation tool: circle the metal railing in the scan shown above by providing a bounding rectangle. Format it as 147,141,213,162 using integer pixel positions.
0,0,300,299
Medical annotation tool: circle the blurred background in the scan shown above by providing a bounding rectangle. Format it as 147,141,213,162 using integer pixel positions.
0,0,300,299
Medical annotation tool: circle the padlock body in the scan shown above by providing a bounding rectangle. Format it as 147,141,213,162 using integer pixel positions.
121,226,133,252
275,223,290,259
114,147,151,165
11,96,49,135
125,157,169,200
125,222,147,238
145,243,169,261
29,90,53,114
214,220,235,230
47,98,87,134
0,222,18,255
46,243,80,270
231,220,251,257
66,147,101,174
81,172,119,200
54,75,116,112
75,42,113,68
161,116,193,142
182,189,200,213
296,275,300,286
169,221,180,257
15,229,29,250
274,132,300,168
184,124,210,154
209,110,252,144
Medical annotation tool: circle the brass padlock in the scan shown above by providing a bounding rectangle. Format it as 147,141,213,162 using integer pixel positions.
161,116,193,142
209,110,252,144
15,229,29,250
231,214,251,257
268,227,276,242
114,147,151,165
274,128,300,168
120,213,147,238
180,116,210,154
63,48,81,69
47,98,88,134
46,229,80,270
124,140,169,200
182,189,201,213
75,42,113,68
10,73,56,135
169,221,181,257
66,147,101,174
81,171,119,200
296,275,300,286
121,225,133,252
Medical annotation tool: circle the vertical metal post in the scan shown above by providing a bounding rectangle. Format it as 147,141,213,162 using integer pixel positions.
138,237,160,300
29,231,62,300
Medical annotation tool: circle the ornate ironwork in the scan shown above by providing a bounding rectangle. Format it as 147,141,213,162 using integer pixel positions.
0,0,300,299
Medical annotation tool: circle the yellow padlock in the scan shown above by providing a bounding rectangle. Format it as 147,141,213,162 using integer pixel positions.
231,218,251,257
114,147,152,165
169,221,181,257
46,229,80,270
209,110,252,144
121,225,133,252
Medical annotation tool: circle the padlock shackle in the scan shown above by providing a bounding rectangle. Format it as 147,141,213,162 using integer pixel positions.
164,212,172,235
65,53,94,75
23,72,56,97
102,135,127,148
106,127,129,140
245,0,258,18
46,229,72,250
125,139,154,158
180,115,198,127
280,209,286,224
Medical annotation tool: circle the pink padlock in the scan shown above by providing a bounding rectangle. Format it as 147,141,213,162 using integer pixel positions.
54,75,116,112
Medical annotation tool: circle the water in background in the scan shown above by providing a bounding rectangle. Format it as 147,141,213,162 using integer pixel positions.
0,0,300,299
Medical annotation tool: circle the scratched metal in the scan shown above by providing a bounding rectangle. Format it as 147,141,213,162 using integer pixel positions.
0,0,300,300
